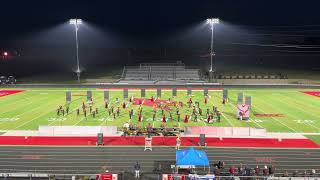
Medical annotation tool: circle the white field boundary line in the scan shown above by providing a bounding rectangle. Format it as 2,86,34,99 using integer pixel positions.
13,97,65,130
272,95,320,131
253,98,298,133
0,96,50,126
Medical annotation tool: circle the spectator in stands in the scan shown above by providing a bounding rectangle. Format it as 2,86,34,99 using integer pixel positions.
268,165,275,177
292,170,299,177
263,165,269,176
134,162,141,178
238,163,243,175
245,165,251,176
282,170,289,177
229,165,236,176
254,165,260,176
217,161,225,169
213,166,221,176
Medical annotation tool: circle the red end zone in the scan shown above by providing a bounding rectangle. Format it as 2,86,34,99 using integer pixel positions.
302,91,320,98
0,90,24,97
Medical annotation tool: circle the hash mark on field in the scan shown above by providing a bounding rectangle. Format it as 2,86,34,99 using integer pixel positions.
253,98,298,133
268,96,320,132
13,97,65,130
0,96,50,126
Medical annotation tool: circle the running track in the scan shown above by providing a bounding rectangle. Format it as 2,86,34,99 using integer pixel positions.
0,146,318,176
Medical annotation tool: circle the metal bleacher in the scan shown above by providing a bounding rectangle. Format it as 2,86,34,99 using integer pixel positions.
122,62,201,81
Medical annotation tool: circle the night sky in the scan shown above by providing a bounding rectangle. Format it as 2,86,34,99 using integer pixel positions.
1,0,320,77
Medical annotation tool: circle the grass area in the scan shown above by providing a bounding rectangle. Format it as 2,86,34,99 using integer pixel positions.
0,88,319,133
305,135,320,144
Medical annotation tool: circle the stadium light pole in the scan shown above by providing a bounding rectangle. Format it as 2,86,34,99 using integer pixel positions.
206,18,219,72
69,18,82,84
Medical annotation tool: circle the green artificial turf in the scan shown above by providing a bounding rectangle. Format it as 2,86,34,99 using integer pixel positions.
0,88,319,133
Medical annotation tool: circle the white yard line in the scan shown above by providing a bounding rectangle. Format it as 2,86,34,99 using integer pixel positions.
13,98,64,130
226,98,264,129
253,98,298,133
272,95,320,131
0,96,50,126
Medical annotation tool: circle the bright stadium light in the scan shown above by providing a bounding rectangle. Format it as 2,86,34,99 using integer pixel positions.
206,18,219,25
69,18,82,84
3,52,8,56
206,18,219,73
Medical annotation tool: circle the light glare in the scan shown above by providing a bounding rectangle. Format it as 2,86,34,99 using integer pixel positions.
206,18,219,24
69,19,82,25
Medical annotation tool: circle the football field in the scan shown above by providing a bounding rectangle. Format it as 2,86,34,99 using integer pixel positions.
0,88,320,134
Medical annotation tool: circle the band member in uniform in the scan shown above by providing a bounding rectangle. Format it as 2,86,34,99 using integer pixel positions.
162,114,166,123
115,97,119,105
188,98,192,108
138,113,142,122
57,107,60,116
204,96,208,104
92,110,96,118
122,102,126,109
129,109,133,119
66,106,69,114
222,98,226,105
207,114,212,123
105,100,108,109
89,106,92,113
76,108,80,116
111,105,114,114
184,115,189,123
199,108,203,116
82,102,86,111
95,107,98,114
177,113,181,122
116,107,120,117
194,113,198,122
61,108,65,116
216,111,221,122
152,112,156,121
83,109,87,117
